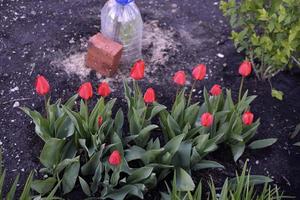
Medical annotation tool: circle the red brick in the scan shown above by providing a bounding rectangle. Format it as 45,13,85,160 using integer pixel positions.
85,33,123,77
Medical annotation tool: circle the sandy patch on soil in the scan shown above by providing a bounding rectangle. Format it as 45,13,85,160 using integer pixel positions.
51,20,179,81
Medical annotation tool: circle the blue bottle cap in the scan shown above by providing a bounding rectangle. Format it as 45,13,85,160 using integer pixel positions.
116,0,134,5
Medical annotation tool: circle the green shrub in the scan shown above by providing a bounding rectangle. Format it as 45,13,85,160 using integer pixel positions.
220,0,300,80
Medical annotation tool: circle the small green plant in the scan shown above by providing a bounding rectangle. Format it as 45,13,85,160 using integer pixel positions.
161,161,286,200
220,0,300,80
0,149,34,200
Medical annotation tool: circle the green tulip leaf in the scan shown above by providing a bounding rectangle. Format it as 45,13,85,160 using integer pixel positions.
248,138,277,149
271,89,284,101
40,138,65,169
175,168,195,191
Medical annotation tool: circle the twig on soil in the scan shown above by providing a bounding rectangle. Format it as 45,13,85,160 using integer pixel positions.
1,97,32,105
292,56,300,67
282,175,291,187
29,63,36,76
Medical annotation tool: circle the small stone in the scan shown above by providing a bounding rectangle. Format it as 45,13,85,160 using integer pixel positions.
21,168,25,172
255,160,259,165
13,101,20,108
0,141,2,145
69,38,75,44
10,86,19,92
217,53,224,58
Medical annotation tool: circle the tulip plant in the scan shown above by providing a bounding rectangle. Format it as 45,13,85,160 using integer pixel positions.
20,59,278,199
124,60,166,147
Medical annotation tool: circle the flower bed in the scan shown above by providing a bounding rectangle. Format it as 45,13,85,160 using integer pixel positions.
10,60,281,199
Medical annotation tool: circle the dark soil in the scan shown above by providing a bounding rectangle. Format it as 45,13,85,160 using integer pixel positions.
1,0,300,199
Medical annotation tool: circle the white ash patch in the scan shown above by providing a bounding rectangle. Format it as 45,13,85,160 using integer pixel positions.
143,20,178,67
51,52,91,79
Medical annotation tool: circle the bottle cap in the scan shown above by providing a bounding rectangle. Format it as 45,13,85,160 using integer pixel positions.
116,0,134,5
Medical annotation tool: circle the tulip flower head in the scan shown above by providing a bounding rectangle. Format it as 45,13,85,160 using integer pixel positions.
78,82,93,100
35,75,50,96
130,60,145,80
210,84,222,96
108,150,122,166
97,82,111,97
239,61,252,77
173,71,186,86
98,116,103,127
192,64,206,80
242,111,254,125
144,88,156,103
201,112,213,127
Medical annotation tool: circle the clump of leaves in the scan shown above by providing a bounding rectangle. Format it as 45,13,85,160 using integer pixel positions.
23,93,156,199
220,0,300,80
161,161,286,200
124,81,166,147
198,88,277,161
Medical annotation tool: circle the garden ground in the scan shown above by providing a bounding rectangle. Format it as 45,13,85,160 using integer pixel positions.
1,0,300,198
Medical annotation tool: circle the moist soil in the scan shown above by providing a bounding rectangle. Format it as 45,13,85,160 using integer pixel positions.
1,0,300,199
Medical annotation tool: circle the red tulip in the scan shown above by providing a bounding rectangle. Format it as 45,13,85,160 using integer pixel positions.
35,75,50,96
130,60,145,80
78,82,93,100
108,150,122,166
239,61,252,77
210,84,222,96
201,112,213,127
97,82,111,97
173,71,186,86
242,111,254,125
144,88,156,103
98,116,103,127
192,64,206,80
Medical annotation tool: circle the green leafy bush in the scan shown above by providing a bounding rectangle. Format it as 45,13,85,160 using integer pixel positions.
161,161,286,200
220,0,300,80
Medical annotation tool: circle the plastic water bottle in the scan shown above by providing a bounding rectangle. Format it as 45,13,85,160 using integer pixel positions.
101,0,143,65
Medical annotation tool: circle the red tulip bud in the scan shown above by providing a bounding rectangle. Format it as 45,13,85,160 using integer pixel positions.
130,60,145,80
201,112,213,127
98,116,103,127
108,150,122,166
192,64,206,80
35,75,50,96
97,82,111,97
210,84,222,96
78,82,93,100
144,88,156,103
239,61,252,77
242,111,254,125
173,71,186,86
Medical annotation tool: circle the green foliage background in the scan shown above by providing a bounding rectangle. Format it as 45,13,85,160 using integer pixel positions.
220,0,300,79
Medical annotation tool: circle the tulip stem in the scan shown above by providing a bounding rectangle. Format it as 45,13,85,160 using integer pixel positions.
44,95,49,119
143,103,149,124
85,99,89,117
238,77,244,102
187,80,196,107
